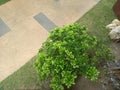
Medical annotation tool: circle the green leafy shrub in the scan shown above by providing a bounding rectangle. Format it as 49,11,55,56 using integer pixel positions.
34,23,113,90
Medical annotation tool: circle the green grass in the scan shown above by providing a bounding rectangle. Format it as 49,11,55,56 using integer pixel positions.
0,0,117,90
0,56,50,90
0,0,10,5
77,0,117,45
0,57,42,90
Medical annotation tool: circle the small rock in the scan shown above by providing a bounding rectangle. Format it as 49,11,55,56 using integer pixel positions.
106,19,120,30
106,23,117,30
112,19,120,26
108,26,120,41
115,59,120,66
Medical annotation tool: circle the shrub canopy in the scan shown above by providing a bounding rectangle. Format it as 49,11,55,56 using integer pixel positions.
35,23,113,90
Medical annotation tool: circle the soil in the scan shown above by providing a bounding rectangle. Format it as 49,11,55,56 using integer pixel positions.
66,76,113,90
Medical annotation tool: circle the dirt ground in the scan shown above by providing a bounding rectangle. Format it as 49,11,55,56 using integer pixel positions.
41,75,114,90
67,76,112,90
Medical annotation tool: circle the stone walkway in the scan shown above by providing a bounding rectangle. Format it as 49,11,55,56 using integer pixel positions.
0,0,99,82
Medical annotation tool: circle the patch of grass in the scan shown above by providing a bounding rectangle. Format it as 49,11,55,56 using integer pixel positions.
0,0,10,5
0,0,117,89
77,0,117,45
0,56,42,90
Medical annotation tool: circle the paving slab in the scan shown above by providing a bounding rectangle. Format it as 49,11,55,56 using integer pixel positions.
0,0,98,82
0,18,10,37
34,13,57,32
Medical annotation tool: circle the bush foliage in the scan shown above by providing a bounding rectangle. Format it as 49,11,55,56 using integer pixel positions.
34,23,113,90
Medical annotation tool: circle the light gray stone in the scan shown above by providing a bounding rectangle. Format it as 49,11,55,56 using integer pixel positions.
108,26,120,40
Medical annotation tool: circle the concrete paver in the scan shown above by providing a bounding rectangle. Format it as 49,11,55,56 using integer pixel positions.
34,13,57,32
0,18,10,37
0,0,98,82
